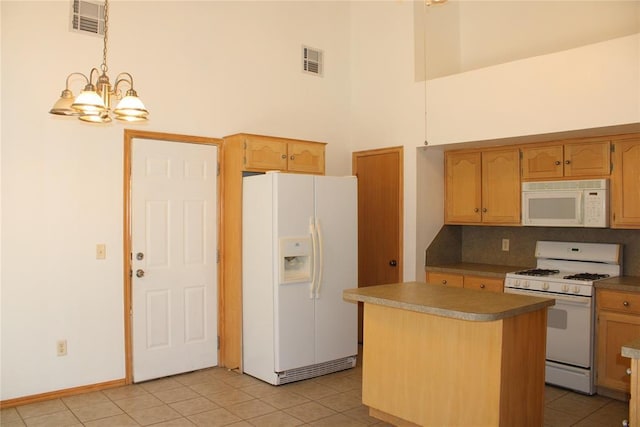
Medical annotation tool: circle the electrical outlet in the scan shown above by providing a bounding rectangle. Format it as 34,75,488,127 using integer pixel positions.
502,239,510,252
57,339,67,356
96,244,106,260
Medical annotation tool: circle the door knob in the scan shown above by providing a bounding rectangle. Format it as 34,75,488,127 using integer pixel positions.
389,260,397,267
136,269,145,278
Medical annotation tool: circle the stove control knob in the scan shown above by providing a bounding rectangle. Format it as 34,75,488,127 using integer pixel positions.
562,284,569,292
572,286,580,294
542,282,550,291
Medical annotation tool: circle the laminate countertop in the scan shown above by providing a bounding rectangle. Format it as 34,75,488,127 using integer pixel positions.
622,337,640,360
343,282,555,322
595,276,640,292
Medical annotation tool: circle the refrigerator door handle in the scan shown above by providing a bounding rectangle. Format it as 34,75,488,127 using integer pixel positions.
314,218,324,298
309,217,318,299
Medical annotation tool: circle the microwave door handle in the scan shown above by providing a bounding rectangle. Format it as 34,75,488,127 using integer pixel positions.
576,192,584,223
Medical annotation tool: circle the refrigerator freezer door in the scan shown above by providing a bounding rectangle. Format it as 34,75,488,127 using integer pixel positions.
273,174,316,372
313,176,358,363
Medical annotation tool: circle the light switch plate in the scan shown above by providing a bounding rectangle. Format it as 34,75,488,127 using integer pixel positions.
96,244,106,259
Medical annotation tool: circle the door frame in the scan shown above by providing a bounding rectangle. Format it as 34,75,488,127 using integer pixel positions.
352,146,404,281
123,129,223,384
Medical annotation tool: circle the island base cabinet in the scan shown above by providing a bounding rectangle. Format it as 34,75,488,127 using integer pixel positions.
362,303,546,426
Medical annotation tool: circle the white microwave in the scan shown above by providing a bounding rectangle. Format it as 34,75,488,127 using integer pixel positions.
522,179,609,227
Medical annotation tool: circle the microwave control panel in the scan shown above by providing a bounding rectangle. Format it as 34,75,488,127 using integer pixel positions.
583,189,608,228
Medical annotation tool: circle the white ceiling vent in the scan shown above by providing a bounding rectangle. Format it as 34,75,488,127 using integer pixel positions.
302,46,323,77
70,0,105,36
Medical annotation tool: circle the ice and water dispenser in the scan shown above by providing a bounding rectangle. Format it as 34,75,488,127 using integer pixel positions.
279,237,312,283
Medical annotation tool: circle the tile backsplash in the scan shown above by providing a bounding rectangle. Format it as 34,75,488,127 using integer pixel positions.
426,225,640,277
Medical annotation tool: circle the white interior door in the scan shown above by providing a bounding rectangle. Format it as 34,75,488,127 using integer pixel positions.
131,138,218,382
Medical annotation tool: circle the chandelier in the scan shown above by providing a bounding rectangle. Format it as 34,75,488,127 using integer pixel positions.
49,0,148,123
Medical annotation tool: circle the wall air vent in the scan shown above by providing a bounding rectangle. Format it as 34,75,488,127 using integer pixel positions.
302,45,323,77
70,0,105,36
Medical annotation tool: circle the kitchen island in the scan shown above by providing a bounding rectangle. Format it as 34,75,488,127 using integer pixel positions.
343,282,555,427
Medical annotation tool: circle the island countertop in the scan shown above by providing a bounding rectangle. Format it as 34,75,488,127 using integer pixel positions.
343,281,555,322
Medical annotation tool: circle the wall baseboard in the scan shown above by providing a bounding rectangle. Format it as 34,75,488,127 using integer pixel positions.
0,378,127,409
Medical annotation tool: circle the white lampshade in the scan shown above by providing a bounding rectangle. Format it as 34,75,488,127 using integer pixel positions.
79,112,112,123
72,87,106,114
49,89,80,116
114,91,149,121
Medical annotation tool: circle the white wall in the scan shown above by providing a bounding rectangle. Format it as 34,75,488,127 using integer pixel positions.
0,0,352,401
425,33,640,145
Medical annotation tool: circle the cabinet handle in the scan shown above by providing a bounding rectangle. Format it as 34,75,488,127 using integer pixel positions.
554,161,561,166
441,280,447,285
565,160,571,165
624,301,630,307
281,154,287,159
480,284,485,289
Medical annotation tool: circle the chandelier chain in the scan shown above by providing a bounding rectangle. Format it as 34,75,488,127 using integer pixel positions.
101,0,109,74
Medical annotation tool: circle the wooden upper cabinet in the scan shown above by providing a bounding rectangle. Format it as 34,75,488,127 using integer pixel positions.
481,149,521,224
521,141,610,180
287,141,326,174
445,148,520,225
243,135,325,174
611,139,640,228
445,151,482,223
521,145,564,179
244,137,288,171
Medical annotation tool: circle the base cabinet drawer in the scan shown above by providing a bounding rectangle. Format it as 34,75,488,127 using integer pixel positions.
426,272,463,288
426,272,503,293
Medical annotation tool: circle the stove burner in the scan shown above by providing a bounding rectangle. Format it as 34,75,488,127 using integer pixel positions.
513,269,560,277
563,273,610,281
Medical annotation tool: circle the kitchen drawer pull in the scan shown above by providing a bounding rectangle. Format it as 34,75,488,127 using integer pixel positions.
624,301,630,307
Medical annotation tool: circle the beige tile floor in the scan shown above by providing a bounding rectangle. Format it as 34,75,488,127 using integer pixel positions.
0,363,629,427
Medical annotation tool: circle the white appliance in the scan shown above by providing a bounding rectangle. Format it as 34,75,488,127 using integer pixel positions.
242,172,358,385
522,179,609,227
504,241,622,394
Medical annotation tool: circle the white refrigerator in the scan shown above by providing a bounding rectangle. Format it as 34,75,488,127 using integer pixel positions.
242,172,358,385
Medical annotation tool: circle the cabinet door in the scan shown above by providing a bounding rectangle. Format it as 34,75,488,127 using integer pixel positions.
445,151,482,224
288,141,325,174
521,145,564,179
611,139,640,228
463,275,503,293
425,272,464,288
564,141,610,177
244,137,287,171
597,310,640,392
481,148,521,224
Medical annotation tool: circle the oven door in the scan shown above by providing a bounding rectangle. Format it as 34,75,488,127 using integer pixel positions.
505,288,593,367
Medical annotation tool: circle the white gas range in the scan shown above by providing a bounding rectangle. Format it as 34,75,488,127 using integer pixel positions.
504,241,622,395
